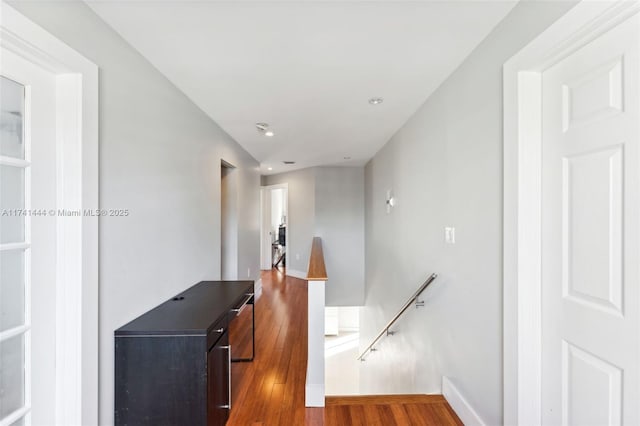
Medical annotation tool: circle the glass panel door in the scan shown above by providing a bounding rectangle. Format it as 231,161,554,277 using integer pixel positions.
0,75,31,426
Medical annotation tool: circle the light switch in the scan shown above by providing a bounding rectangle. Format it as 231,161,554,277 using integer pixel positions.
445,227,456,244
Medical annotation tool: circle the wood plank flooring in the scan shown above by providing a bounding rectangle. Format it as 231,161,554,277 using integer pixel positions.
227,269,463,425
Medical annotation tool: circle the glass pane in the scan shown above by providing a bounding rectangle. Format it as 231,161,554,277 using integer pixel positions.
0,165,25,244
0,334,25,419
0,250,25,332
0,77,25,159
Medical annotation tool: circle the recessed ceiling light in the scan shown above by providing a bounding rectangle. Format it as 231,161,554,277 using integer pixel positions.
268,167,273,171
265,130,274,137
368,97,384,105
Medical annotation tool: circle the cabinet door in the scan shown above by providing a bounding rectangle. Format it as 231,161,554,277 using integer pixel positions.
229,294,254,361
207,331,230,426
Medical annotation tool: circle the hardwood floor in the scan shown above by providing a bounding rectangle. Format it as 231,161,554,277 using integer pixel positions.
324,395,462,426
227,269,463,425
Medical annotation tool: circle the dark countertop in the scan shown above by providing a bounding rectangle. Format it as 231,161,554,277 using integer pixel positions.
115,280,254,336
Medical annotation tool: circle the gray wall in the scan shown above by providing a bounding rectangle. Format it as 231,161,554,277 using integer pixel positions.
315,167,365,306
264,167,365,305
8,2,261,424
362,1,576,424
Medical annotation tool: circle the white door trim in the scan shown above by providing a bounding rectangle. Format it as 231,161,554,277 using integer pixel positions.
1,4,99,425
259,187,269,270
503,1,640,424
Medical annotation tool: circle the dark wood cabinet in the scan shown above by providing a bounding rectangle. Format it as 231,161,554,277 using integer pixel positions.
208,331,230,426
114,281,254,426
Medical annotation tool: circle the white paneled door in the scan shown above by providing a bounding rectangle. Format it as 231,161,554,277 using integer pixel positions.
1,47,57,425
541,12,639,426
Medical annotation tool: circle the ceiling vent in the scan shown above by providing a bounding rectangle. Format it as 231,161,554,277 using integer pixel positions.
283,161,295,165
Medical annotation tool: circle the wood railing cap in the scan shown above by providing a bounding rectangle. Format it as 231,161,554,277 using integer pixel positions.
307,237,328,281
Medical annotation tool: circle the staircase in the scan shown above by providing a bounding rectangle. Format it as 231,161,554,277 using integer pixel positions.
226,267,462,425
320,273,462,425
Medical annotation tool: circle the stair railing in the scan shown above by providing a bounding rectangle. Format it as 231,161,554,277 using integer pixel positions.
357,273,438,361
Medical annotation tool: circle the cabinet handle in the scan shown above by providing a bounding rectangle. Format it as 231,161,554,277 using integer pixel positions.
231,295,252,314
220,344,232,410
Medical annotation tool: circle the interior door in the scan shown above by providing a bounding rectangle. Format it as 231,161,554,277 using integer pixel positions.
541,13,639,425
0,47,57,425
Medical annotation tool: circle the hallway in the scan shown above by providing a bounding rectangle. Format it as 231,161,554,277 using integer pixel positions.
227,269,462,425
4,2,635,424
228,268,318,425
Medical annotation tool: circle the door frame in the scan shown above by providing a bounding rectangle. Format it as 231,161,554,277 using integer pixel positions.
503,1,640,424
1,4,99,425
220,160,238,280
260,183,289,270
259,186,271,270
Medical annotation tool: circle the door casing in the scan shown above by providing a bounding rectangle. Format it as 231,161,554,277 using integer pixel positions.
260,183,289,270
503,0,640,424
0,4,99,425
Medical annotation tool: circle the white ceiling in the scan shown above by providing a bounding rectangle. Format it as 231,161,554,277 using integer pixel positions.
87,1,516,175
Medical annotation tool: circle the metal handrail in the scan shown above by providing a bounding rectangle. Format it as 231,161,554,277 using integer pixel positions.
357,273,438,361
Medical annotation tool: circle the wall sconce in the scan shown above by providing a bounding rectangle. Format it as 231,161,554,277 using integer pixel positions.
385,190,396,214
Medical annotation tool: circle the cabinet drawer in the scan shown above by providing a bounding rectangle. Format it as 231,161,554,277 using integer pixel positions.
207,317,228,349
230,292,254,316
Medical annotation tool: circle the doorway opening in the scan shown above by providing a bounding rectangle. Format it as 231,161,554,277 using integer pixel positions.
221,160,238,280
260,184,288,273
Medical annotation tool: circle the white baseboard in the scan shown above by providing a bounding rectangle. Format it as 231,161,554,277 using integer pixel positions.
254,278,263,300
305,383,325,407
442,377,486,426
286,269,307,280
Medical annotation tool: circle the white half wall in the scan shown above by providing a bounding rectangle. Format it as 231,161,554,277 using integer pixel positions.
7,2,261,424
361,1,577,424
338,306,359,332
306,279,326,407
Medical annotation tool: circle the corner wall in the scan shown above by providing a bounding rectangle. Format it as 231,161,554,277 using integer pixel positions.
361,1,576,424
315,167,365,306
8,2,261,424
264,166,365,305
